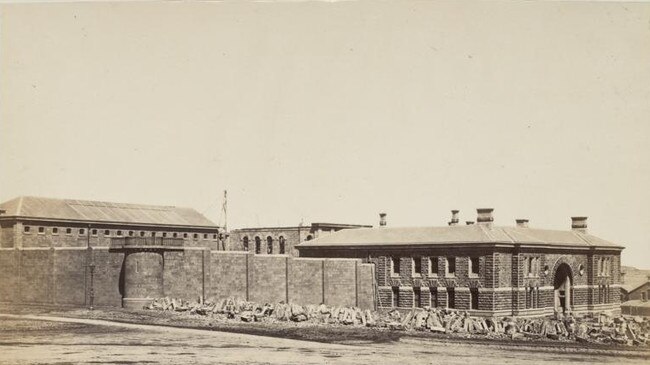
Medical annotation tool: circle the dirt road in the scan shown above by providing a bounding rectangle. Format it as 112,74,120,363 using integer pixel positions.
0,314,648,365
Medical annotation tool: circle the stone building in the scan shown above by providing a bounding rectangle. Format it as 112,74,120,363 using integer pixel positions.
297,209,624,317
228,222,372,257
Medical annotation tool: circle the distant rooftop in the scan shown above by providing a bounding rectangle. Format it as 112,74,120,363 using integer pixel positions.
0,196,218,228
296,224,623,249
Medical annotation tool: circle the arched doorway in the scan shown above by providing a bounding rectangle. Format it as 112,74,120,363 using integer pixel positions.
554,263,573,313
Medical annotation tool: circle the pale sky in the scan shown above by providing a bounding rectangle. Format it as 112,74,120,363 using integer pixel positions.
1,1,649,268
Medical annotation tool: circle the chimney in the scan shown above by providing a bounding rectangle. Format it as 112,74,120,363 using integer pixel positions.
448,210,460,226
515,219,529,228
476,208,494,227
466,221,475,225
379,212,387,227
571,216,588,233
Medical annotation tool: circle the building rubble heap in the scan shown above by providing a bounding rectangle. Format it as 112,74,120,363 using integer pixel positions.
145,298,649,347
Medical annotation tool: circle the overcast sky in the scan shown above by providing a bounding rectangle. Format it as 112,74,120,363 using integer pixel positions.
1,1,648,268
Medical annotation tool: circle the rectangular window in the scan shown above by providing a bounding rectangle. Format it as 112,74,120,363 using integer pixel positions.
470,288,479,310
203,233,208,239
66,228,72,235
24,226,30,233
162,232,167,238
414,287,422,308
470,257,480,276
193,233,198,239
129,231,134,237
116,230,122,236
391,257,400,276
413,257,422,276
183,233,188,238
429,257,439,276
173,232,178,238
430,287,438,307
79,228,85,235
446,257,455,276
392,287,399,307
447,287,455,309
151,232,156,237
38,227,45,234
213,234,218,239
91,229,97,236
104,230,110,236
52,227,59,234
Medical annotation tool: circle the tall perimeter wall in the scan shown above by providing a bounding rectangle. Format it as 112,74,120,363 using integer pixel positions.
0,248,376,310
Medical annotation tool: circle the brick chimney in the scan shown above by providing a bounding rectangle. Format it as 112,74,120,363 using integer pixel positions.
476,208,494,227
379,213,387,227
571,216,588,233
515,219,529,228
448,210,460,226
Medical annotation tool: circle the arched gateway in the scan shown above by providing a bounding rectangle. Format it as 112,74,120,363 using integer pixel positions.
553,263,573,313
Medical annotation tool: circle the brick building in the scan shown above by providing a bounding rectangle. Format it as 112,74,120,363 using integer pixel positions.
228,222,371,257
297,209,624,317
0,196,376,310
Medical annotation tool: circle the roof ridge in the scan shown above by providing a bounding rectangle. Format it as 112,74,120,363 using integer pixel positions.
16,196,24,216
572,231,593,246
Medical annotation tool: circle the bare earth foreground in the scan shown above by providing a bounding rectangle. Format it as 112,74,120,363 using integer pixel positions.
1,314,649,365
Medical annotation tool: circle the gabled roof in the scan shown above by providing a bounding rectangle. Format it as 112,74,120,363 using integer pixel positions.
0,196,218,228
296,224,623,249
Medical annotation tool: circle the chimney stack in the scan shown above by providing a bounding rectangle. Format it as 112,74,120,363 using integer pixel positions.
476,208,494,227
448,210,460,226
466,221,475,225
571,216,588,233
515,219,529,228
379,212,387,227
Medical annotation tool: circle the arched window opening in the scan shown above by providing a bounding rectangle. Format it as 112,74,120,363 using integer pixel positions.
255,236,261,254
267,236,273,254
279,236,286,254
243,236,249,251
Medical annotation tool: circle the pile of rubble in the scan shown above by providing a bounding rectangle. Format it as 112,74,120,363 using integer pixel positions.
144,298,649,346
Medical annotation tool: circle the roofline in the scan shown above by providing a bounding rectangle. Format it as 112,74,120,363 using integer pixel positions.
295,241,624,251
0,215,221,231
231,223,372,232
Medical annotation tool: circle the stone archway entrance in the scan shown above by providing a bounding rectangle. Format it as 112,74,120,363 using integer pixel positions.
554,263,573,313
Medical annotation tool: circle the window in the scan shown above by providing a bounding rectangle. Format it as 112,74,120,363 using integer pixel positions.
79,228,86,235
116,230,122,236
429,257,439,276
213,234,218,239
279,236,286,254
193,233,198,239
392,287,399,307
52,227,59,234
470,288,479,310
430,287,438,307
306,235,313,241
23,226,30,233
91,229,97,236
643,292,647,301
66,228,72,235
447,288,455,308
38,227,45,234
243,236,249,251
528,257,534,277
140,231,146,237
390,257,400,276
104,230,110,236
172,232,178,238
267,236,273,254
183,233,188,238
151,232,156,237
446,257,455,276
162,232,167,238
470,257,479,276
414,287,422,308
413,257,422,276
255,236,261,254
129,231,134,237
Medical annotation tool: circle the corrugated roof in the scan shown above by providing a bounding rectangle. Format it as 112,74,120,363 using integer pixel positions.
0,196,218,228
296,224,622,249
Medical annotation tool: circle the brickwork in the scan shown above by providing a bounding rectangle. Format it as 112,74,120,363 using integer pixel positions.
207,252,249,300
249,255,288,304
123,251,164,301
53,249,87,305
324,259,357,307
163,250,206,301
0,250,18,301
91,248,124,307
356,263,376,310
288,259,323,305
0,223,15,248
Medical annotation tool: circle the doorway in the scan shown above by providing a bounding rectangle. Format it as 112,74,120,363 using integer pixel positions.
554,263,573,313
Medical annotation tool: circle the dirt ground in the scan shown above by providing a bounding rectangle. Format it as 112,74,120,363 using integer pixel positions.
0,308,650,365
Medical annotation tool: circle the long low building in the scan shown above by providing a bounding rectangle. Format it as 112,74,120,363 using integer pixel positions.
296,209,624,317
